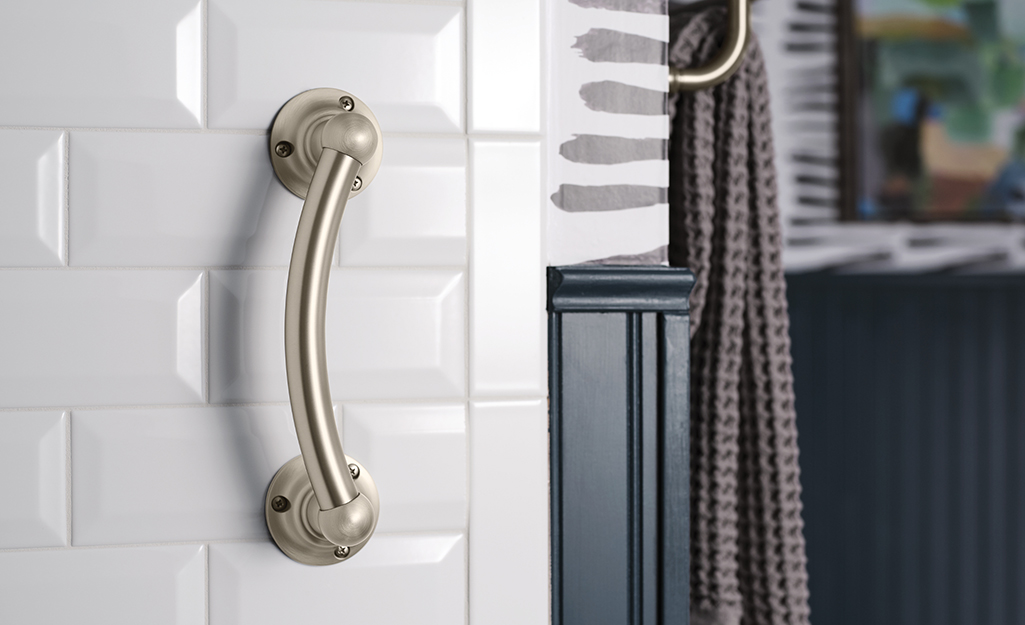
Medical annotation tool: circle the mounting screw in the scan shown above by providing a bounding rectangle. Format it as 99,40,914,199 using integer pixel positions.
275,141,293,158
334,545,351,559
348,463,360,480
271,496,290,513
339,96,354,111
352,176,362,191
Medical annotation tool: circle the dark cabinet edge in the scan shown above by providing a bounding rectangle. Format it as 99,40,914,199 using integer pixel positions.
547,266,695,313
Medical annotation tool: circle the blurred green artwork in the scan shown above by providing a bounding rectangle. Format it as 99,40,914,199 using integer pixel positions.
856,0,1025,220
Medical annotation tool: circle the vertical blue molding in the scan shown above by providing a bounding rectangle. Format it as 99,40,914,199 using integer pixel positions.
660,311,691,622
549,310,564,625
548,266,694,625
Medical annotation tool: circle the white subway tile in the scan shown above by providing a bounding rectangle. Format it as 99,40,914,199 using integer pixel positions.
0,546,204,625
71,133,302,267
70,134,465,268
0,411,66,549
0,271,205,407
0,1,202,128
72,407,298,546
339,137,467,267
470,0,541,133
208,0,463,132
210,535,465,625
342,403,466,534
0,131,65,267
469,400,549,625
210,269,465,402
470,141,546,396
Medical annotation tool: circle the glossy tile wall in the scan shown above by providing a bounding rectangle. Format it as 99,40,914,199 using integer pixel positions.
0,1,547,623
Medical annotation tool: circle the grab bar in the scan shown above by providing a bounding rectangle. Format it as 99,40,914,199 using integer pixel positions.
669,0,751,93
263,88,384,566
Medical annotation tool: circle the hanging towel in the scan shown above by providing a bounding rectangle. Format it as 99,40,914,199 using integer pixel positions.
668,7,812,625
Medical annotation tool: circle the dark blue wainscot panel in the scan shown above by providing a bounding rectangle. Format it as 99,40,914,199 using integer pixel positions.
788,273,1025,625
548,266,694,625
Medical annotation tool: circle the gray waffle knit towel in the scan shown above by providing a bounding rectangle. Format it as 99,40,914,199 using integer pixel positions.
668,8,812,625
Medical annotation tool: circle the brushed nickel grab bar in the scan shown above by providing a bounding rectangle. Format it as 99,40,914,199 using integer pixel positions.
669,0,751,93
264,88,384,566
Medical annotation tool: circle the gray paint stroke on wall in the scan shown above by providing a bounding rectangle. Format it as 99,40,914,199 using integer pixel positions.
579,82,667,115
551,184,668,211
560,135,667,164
568,0,667,14
581,246,669,265
550,0,670,264
572,29,667,64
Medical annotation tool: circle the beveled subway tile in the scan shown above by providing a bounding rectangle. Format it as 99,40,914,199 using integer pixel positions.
0,271,205,407
71,134,466,268
0,546,205,625
208,0,463,132
210,535,465,625
72,406,298,545
70,132,301,267
469,400,549,625
210,269,465,402
339,137,466,267
0,411,66,549
0,1,202,127
470,141,545,397
470,0,541,132
341,403,466,533
0,130,65,267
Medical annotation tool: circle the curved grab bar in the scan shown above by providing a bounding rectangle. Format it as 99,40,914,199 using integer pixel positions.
285,148,362,509
264,89,384,566
669,0,750,93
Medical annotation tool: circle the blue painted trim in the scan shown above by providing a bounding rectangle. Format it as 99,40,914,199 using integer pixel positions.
549,265,692,625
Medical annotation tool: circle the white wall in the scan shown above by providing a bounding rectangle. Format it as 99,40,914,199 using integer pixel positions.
547,1,669,266
0,1,548,623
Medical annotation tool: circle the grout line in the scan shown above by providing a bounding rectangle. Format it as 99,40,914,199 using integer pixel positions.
462,0,472,606
463,132,544,141
0,538,269,554
64,411,72,547
0,128,536,138
203,270,211,404
0,264,468,272
0,126,268,135
0,403,287,413
463,126,474,625
464,402,473,625
204,544,211,625
382,131,540,140
0,397,544,413
202,0,209,130
465,136,473,400
0,530,467,554
62,131,70,267
464,0,472,135
538,0,551,405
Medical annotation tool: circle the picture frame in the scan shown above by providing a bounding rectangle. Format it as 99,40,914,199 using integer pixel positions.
843,0,1025,222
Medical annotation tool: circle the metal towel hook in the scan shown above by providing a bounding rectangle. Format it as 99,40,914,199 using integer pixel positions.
263,88,384,566
669,0,751,93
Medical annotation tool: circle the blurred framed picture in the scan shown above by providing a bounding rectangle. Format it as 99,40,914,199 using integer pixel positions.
845,0,1025,221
